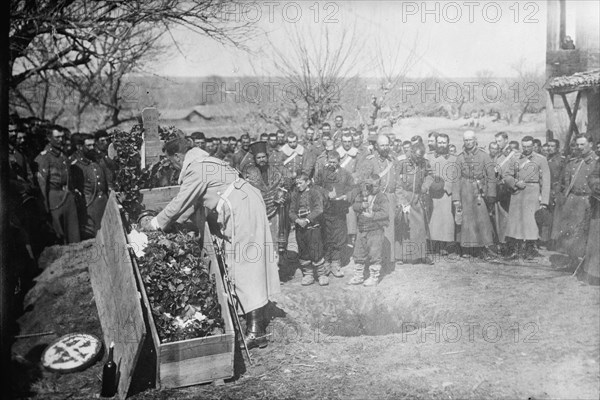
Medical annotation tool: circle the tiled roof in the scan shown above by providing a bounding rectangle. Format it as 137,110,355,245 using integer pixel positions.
548,69,600,94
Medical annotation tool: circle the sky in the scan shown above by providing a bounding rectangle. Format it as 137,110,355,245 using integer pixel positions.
152,0,554,79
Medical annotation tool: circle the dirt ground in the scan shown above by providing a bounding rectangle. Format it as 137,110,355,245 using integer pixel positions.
9,230,599,400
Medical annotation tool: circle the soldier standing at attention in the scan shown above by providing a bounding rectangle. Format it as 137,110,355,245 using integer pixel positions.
71,134,110,239
502,136,550,260
35,126,80,244
314,150,355,278
552,134,599,267
359,135,398,265
427,134,458,256
451,130,497,260
289,174,327,286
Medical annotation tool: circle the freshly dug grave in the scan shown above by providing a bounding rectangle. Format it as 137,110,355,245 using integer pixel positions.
9,240,600,400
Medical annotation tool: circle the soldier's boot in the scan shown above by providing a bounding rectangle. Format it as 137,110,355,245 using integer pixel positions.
347,263,365,285
245,307,268,349
316,260,329,286
363,264,381,287
329,259,344,278
300,261,315,286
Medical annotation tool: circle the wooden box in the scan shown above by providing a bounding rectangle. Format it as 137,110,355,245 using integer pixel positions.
91,191,234,398
130,234,234,389
135,186,235,389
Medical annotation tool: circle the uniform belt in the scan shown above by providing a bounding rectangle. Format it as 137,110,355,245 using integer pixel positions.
462,176,484,182
49,185,69,191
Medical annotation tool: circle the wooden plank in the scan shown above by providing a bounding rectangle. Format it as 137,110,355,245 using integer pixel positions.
159,334,234,363
142,107,160,168
159,352,234,389
129,253,160,393
89,192,146,400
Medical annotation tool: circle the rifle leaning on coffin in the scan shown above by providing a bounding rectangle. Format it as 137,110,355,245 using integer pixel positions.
210,235,253,365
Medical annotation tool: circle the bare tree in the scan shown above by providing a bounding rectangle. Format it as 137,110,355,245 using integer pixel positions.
509,58,546,124
369,34,422,126
9,0,253,126
268,24,365,127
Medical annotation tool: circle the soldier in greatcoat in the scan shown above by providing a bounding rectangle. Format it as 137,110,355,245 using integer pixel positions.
71,134,110,239
502,136,551,259
451,131,497,259
552,134,599,264
543,139,566,245
427,133,458,255
35,126,80,244
576,159,599,285
395,143,434,264
143,139,280,349
279,132,307,179
359,135,398,265
337,131,361,247
493,131,520,253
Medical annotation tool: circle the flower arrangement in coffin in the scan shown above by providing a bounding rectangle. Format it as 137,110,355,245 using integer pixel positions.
135,230,224,343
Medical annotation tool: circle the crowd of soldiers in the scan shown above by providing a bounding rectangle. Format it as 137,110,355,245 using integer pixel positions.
8,119,114,288
7,114,600,291
179,116,600,287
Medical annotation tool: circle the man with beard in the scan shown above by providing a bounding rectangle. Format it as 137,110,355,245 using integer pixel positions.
321,122,332,139
70,134,110,239
314,151,355,279
279,132,307,179
302,126,322,178
233,134,253,172
338,131,361,248
427,131,439,157
35,126,80,243
427,134,458,256
502,136,550,259
332,115,344,143
543,139,566,245
360,135,398,264
492,131,519,253
244,141,292,259
395,142,434,264
488,142,500,159
267,133,284,167
452,130,497,260
552,134,599,267
276,129,286,149
142,138,280,349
